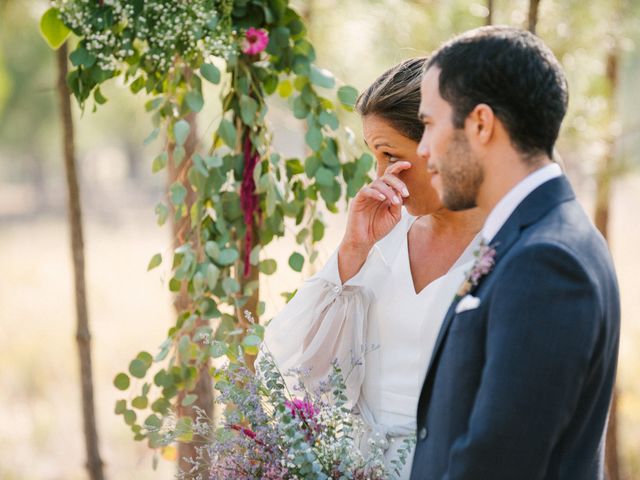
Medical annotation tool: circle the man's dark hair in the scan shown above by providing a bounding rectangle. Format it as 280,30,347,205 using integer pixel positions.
426,26,568,160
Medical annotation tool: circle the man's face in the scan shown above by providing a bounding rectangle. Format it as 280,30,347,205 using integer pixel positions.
417,67,483,211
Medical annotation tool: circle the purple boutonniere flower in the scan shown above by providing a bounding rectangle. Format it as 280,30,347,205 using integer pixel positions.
456,241,497,298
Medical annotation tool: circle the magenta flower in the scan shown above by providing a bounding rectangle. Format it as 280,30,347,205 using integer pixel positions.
285,398,317,422
242,27,269,55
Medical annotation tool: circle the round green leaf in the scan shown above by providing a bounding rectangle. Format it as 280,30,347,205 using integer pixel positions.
305,126,323,151
70,46,96,68
155,203,169,226
145,414,162,429
152,152,167,173
292,96,309,119
185,90,204,113
209,341,227,358
200,63,221,84
312,219,325,242
315,167,334,187
239,95,259,126
143,128,160,146
147,253,162,271
132,396,148,409
173,120,190,147
318,110,339,130
205,241,220,259
115,399,127,414
123,410,137,426
222,277,240,295
170,182,187,205
206,264,220,289
39,8,70,50
182,394,198,407
310,66,335,89
259,259,277,275
137,351,153,367
218,248,239,265
114,373,130,391
217,118,236,148
337,85,358,109
288,252,305,272
129,359,148,379
151,398,170,414
278,80,294,98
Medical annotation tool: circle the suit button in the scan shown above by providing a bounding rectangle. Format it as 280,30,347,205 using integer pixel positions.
419,427,428,440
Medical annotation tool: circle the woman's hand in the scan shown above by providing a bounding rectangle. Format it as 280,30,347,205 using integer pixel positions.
338,161,411,282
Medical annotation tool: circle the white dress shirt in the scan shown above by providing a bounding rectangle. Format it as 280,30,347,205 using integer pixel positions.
482,163,563,243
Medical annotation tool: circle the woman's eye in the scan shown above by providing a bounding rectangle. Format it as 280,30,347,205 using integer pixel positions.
382,152,398,162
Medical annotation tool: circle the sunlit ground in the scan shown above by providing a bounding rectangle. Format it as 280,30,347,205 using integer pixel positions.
0,174,638,479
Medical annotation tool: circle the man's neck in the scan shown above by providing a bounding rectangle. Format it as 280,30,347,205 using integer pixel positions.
477,151,552,215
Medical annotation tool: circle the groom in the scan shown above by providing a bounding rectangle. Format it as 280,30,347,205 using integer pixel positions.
410,27,620,479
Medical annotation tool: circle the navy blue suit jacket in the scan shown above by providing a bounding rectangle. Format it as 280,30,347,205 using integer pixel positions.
410,176,620,480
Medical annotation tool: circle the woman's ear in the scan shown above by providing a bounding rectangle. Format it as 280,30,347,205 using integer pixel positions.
466,103,495,146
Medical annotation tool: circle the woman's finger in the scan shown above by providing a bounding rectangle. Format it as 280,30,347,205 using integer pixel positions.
379,173,409,198
384,161,412,177
359,186,386,203
370,181,401,205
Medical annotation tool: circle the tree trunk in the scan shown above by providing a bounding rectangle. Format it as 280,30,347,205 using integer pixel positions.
486,0,493,25
596,45,621,480
528,0,541,34
56,43,105,480
169,111,215,475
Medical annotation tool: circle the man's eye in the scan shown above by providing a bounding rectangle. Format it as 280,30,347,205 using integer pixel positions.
382,152,398,162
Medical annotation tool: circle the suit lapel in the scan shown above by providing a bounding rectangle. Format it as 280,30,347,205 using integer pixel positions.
419,175,576,403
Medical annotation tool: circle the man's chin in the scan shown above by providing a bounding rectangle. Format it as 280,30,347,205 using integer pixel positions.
442,189,477,211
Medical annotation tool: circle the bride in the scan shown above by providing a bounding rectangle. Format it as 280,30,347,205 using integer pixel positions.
262,57,485,478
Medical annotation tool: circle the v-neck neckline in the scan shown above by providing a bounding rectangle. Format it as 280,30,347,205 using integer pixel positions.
403,217,480,296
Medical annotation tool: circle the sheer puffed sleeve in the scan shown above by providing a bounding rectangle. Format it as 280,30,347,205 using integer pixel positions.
260,249,375,406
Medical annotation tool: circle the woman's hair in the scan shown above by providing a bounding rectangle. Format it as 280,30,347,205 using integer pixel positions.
356,56,427,143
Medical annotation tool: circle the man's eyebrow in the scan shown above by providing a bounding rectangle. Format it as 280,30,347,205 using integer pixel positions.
374,142,393,150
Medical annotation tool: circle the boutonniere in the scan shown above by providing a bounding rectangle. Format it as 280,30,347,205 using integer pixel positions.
456,241,497,299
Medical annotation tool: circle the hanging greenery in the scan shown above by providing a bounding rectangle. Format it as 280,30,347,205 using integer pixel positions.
40,0,373,456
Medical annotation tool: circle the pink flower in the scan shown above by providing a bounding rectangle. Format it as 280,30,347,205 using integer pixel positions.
242,28,269,55
285,398,317,421
456,242,497,298
228,423,264,445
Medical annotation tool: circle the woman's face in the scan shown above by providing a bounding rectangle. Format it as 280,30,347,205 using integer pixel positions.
362,114,442,216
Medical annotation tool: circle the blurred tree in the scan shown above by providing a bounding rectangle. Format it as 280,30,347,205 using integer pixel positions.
596,28,622,480
55,40,105,480
528,0,541,34
165,107,213,473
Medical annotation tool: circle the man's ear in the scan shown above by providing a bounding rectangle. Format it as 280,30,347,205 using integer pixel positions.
465,103,495,146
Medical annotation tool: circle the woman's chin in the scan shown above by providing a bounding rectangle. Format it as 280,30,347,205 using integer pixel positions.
404,200,441,217
404,203,425,217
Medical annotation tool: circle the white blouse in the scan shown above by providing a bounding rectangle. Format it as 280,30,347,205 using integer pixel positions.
262,210,479,478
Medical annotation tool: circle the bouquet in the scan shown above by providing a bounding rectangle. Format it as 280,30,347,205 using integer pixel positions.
179,349,414,479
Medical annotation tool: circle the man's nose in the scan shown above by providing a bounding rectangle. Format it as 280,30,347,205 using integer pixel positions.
417,136,430,160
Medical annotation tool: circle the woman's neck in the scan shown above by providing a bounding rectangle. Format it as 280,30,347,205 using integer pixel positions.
415,207,485,238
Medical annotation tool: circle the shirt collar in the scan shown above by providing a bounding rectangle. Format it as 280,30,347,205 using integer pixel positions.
482,163,563,243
